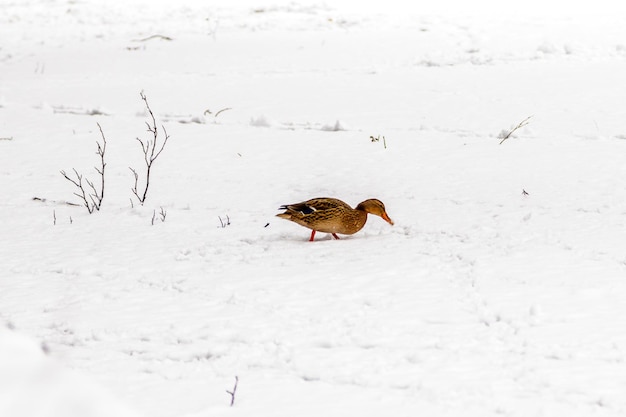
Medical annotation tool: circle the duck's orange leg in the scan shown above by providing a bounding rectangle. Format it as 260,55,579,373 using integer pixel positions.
332,233,340,240
309,230,316,241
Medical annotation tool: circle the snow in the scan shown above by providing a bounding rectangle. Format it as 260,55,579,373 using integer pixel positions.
0,327,137,417
2,1,626,416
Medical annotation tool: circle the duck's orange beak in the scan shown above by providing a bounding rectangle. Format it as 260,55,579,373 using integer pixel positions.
382,212,394,225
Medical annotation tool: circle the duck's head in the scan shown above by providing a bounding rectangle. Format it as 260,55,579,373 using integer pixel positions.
356,199,394,225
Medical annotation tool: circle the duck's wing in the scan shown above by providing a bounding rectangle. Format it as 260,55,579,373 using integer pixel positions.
278,202,315,215
301,198,351,212
279,198,350,215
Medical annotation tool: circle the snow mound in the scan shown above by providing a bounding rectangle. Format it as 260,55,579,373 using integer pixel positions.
249,114,275,127
320,120,350,131
0,327,138,417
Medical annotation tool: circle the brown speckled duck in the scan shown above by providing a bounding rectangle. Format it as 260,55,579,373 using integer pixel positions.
277,197,394,241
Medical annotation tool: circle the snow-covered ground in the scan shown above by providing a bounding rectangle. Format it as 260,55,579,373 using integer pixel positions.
2,1,626,416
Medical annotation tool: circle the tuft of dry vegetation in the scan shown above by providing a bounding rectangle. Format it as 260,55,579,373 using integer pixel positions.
60,123,107,213
370,134,387,149
499,116,532,145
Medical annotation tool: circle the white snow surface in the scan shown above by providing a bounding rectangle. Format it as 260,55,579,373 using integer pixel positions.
2,1,626,416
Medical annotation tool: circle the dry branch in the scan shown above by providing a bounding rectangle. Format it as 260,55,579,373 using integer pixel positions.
60,124,107,213
60,169,94,213
132,34,173,42
92,123,107,207
151,207,167,225
218,215,231,228
499,116,532,145
226,376,239,407
33,197,80,207
204,107,233,123
370,134,387,149
130,92,170,205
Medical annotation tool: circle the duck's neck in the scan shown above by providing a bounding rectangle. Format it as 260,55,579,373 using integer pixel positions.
352,205,369,230
355,201,375,214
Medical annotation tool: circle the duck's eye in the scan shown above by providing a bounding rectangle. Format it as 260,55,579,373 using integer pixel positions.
300,206,316,215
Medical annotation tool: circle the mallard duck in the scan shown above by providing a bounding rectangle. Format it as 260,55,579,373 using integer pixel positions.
277,197,394,241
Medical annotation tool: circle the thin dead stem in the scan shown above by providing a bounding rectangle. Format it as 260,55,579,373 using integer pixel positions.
60,124,107,213
499,116,532,145
130,92,170,205
226,376,239,407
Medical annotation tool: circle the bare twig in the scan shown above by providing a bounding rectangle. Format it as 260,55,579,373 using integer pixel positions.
499,116,532,145
53,210,56,225
60,124,107,213
207,17,219,41
204,107,233,123
218,215,231,228
152,207,167,225
60,168,94,213
91,123,107,209
130,92,171,205
370,135,387,149
132,34,173,42
32,197,80,207
214,107,232,118
226,376,239,407
129,167,140,201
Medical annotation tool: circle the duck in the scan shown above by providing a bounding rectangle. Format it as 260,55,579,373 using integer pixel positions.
276,197,394,241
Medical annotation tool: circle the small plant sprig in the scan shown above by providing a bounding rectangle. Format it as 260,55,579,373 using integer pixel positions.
499,116,532,145
60,123,107,213
204,107,232,123
218,215,231,228
52,210,72,225
370,134,387,149
207,16,219,41
130,92,170,205
226,376,239,407
151,207,167,225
